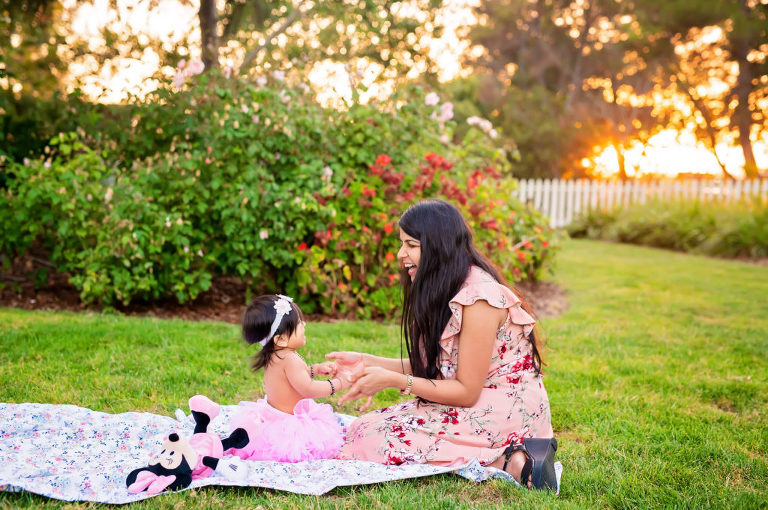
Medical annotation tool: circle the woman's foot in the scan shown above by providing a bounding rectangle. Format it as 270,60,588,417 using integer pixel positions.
491,438,558,491
489,448,531,487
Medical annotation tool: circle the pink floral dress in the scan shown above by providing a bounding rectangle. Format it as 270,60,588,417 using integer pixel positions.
338,266,553,467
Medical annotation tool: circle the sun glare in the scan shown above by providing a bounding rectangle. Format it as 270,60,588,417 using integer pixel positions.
587,129,768,179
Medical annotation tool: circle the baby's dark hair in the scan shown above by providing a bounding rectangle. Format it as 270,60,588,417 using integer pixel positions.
242,294,304,371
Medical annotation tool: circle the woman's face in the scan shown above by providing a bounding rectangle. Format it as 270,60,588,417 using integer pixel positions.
397,229,421,281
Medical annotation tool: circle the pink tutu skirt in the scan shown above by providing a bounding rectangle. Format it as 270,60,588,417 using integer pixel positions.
225,398,344,463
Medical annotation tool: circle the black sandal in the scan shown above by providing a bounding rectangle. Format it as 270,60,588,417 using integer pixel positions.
501,437,558,491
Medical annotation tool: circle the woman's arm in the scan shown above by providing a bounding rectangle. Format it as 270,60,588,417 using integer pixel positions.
338,300,506,407
362,354,412,374
326,352,412,375
283,355,347,399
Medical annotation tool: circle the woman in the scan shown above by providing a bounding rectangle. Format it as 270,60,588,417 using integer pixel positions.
327,199,557,490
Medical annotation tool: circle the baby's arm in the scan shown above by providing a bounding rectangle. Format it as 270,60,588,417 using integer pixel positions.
285,354,347,398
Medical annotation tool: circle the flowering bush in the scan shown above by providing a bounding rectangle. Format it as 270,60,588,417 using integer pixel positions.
293,151,559,318
0,70,560,316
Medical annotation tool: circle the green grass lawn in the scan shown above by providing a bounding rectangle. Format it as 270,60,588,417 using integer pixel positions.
1,239,767,509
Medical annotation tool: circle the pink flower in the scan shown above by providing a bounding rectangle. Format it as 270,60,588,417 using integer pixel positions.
223,65,233,79
187,59,205,76
425,92,440,106
438,102,453,122
172,71,186,89
256,76,267,87
177,59,186,70
272,70,285,81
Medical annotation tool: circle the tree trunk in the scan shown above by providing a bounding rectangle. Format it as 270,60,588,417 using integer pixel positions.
614,142,628,180
732,42,757,177
200,0,219,71
609,77,628,180
679,78,737,180
730,3,757,177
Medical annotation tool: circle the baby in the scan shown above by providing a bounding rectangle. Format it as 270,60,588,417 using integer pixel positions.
225,294,349,462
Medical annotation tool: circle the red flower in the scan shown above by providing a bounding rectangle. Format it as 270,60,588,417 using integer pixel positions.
542,240,550,248
517,251,527,262
376,154,392,166
385,252,395,261
297,242,308,251
481,219,499,231
384,222,394,234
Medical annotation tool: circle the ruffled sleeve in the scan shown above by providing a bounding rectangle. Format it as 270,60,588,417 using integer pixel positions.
439,267,536,356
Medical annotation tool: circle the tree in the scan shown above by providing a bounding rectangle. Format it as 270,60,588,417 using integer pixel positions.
198,0,444,81
469,0,768,179
468,0,659,179
625,0,767,177
0,0,68,97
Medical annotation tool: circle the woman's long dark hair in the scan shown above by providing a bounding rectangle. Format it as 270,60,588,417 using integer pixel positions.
242,294,304,370
398,199,543,381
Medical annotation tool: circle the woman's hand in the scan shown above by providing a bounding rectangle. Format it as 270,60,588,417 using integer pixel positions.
337,366,397,405
325,351,365,383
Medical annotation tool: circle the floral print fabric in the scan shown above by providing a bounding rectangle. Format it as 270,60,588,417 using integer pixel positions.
339,266,553,466
0,401,535,503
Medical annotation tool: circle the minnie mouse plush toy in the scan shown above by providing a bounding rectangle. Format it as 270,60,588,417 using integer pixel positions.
126,395,250,494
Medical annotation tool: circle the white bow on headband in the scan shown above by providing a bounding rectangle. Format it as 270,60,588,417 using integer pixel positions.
259,294,294,345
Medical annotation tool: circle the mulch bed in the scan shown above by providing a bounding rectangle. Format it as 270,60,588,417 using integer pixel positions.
1,259,569,323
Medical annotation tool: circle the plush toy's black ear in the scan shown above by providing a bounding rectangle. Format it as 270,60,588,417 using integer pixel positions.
168,433,180,442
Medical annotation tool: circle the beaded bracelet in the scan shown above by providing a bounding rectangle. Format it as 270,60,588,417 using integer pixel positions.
310,364,315,378
328,379,336,395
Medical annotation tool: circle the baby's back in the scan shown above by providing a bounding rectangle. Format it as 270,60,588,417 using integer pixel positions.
263,354,303,414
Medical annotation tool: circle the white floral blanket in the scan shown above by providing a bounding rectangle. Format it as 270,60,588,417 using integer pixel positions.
0,402,560,504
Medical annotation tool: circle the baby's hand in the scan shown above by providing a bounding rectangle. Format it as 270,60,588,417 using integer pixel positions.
313,361,337,377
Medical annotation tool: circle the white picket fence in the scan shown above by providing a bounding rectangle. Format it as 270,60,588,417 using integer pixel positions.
517,178,768,228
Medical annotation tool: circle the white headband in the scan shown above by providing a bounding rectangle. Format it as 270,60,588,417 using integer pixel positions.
259,294,294,345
